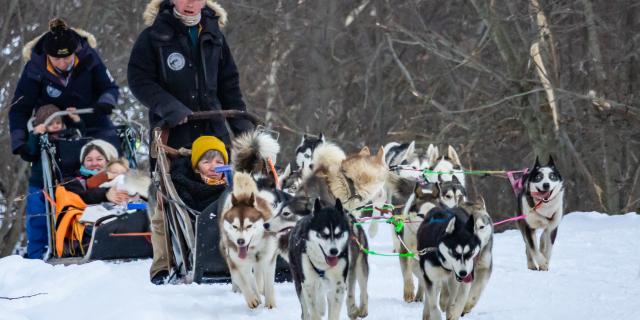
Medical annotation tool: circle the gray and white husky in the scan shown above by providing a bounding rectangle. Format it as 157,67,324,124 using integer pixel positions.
263,198,304,263
517,155,565,271
416,207,481,320
289,199,351,320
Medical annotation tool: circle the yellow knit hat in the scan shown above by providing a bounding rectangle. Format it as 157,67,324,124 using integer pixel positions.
191,136,228,168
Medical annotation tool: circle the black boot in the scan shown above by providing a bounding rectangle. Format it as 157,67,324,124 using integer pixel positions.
151,270,169,285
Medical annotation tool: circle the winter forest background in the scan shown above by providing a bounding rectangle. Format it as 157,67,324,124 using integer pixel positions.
0,0,638,256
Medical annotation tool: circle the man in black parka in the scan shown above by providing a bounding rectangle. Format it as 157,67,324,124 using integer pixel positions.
127,0,253,284
128,0,253,150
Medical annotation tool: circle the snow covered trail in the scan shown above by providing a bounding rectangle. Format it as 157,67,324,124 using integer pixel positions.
1,212,639,320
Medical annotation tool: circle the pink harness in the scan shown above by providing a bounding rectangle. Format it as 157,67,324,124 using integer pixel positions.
506,168,529,196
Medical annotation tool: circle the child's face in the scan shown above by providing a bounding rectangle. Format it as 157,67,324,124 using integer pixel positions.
46,118,64,133
197,155,225,180
106,163,128,180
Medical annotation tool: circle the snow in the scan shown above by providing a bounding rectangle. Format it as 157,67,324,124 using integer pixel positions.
1,212,639,320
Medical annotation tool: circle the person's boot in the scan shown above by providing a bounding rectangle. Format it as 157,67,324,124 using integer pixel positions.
151,270,169,285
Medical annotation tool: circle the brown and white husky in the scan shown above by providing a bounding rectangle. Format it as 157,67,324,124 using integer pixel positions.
219,172,278,309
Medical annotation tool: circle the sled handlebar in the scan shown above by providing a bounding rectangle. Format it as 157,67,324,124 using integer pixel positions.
187,110,263,126
27,108,94,131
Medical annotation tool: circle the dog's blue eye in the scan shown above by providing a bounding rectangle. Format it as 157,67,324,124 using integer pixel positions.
549,173,558,181
533,173,543,182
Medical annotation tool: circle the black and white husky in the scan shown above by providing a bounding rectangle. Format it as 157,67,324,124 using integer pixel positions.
295,133,325,174
517,156,565,271
289,199,351,320
394,176,468,302
417,207,481,320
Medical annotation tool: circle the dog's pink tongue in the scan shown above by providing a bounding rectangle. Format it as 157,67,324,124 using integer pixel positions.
533,191,551,200
462,273,474,283
238,246,248,259
325,256,339,267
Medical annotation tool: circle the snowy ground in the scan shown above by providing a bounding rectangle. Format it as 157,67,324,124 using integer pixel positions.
1,212,639,320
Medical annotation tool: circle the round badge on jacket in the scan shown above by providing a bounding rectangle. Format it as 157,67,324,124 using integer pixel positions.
46,85,62,98
167,52,185,71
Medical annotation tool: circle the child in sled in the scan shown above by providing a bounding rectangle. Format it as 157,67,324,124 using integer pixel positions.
22,104,85,259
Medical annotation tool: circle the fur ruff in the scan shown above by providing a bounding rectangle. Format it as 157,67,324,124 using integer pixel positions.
143,0,227,27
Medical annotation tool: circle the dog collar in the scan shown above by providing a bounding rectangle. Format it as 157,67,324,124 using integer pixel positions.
308,258,326,278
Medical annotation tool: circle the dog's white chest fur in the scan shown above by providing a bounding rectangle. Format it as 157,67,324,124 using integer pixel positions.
522,196,563,229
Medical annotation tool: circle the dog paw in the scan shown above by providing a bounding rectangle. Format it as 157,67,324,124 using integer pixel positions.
245,295,261,309
413,295,424,303
232,283,241,293
527,264,539,271
348,307,360,319
403,291,415,303
538,264,549,271
358,306,369,318
264,299,276,309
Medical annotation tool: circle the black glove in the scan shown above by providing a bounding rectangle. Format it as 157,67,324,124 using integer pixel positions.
17,145,38,162
94,102,115,116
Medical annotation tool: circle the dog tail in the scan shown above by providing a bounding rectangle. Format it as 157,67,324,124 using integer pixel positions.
232,172,259,199
312,142,346,173
232,131,280,173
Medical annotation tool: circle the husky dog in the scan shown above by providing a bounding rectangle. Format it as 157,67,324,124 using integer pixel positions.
436,200,493,316
291,143,383,318
517,156,564,271
295,133,325,174
99,170,151,199
263,197,302,262
279,163,304,194
219,173,278,309
295,143,387,213
394,176,467,303
289,199,350,320
423,145,466,187
417,207,481,320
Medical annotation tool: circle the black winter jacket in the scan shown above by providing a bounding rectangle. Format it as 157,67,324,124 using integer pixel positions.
127,1,253,149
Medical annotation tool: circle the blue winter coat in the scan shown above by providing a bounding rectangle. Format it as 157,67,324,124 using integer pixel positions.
9,29,119,155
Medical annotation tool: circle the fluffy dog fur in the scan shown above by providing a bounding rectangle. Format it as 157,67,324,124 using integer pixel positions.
219,173,278,309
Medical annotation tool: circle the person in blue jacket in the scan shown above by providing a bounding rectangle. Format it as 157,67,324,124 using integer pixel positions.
9,18,120,259
10,18,120,160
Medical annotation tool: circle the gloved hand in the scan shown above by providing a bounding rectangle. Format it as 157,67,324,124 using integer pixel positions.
17,145,38,162
94,102,115,116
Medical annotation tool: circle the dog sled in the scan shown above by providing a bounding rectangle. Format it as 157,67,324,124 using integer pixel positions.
32,108,152,265
151,110,286,284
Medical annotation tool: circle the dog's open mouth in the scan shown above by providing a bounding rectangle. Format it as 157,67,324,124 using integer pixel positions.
455,273,474,283
238,245,249,259
237,239,251,259
277,227,294,236
325,255,339,267
533,189,553,202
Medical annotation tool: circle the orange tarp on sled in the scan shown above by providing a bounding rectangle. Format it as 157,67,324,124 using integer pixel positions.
54,186,87,257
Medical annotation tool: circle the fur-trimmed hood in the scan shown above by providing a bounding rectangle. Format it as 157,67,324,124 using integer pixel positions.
22,28,97,63
143,0,227,27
